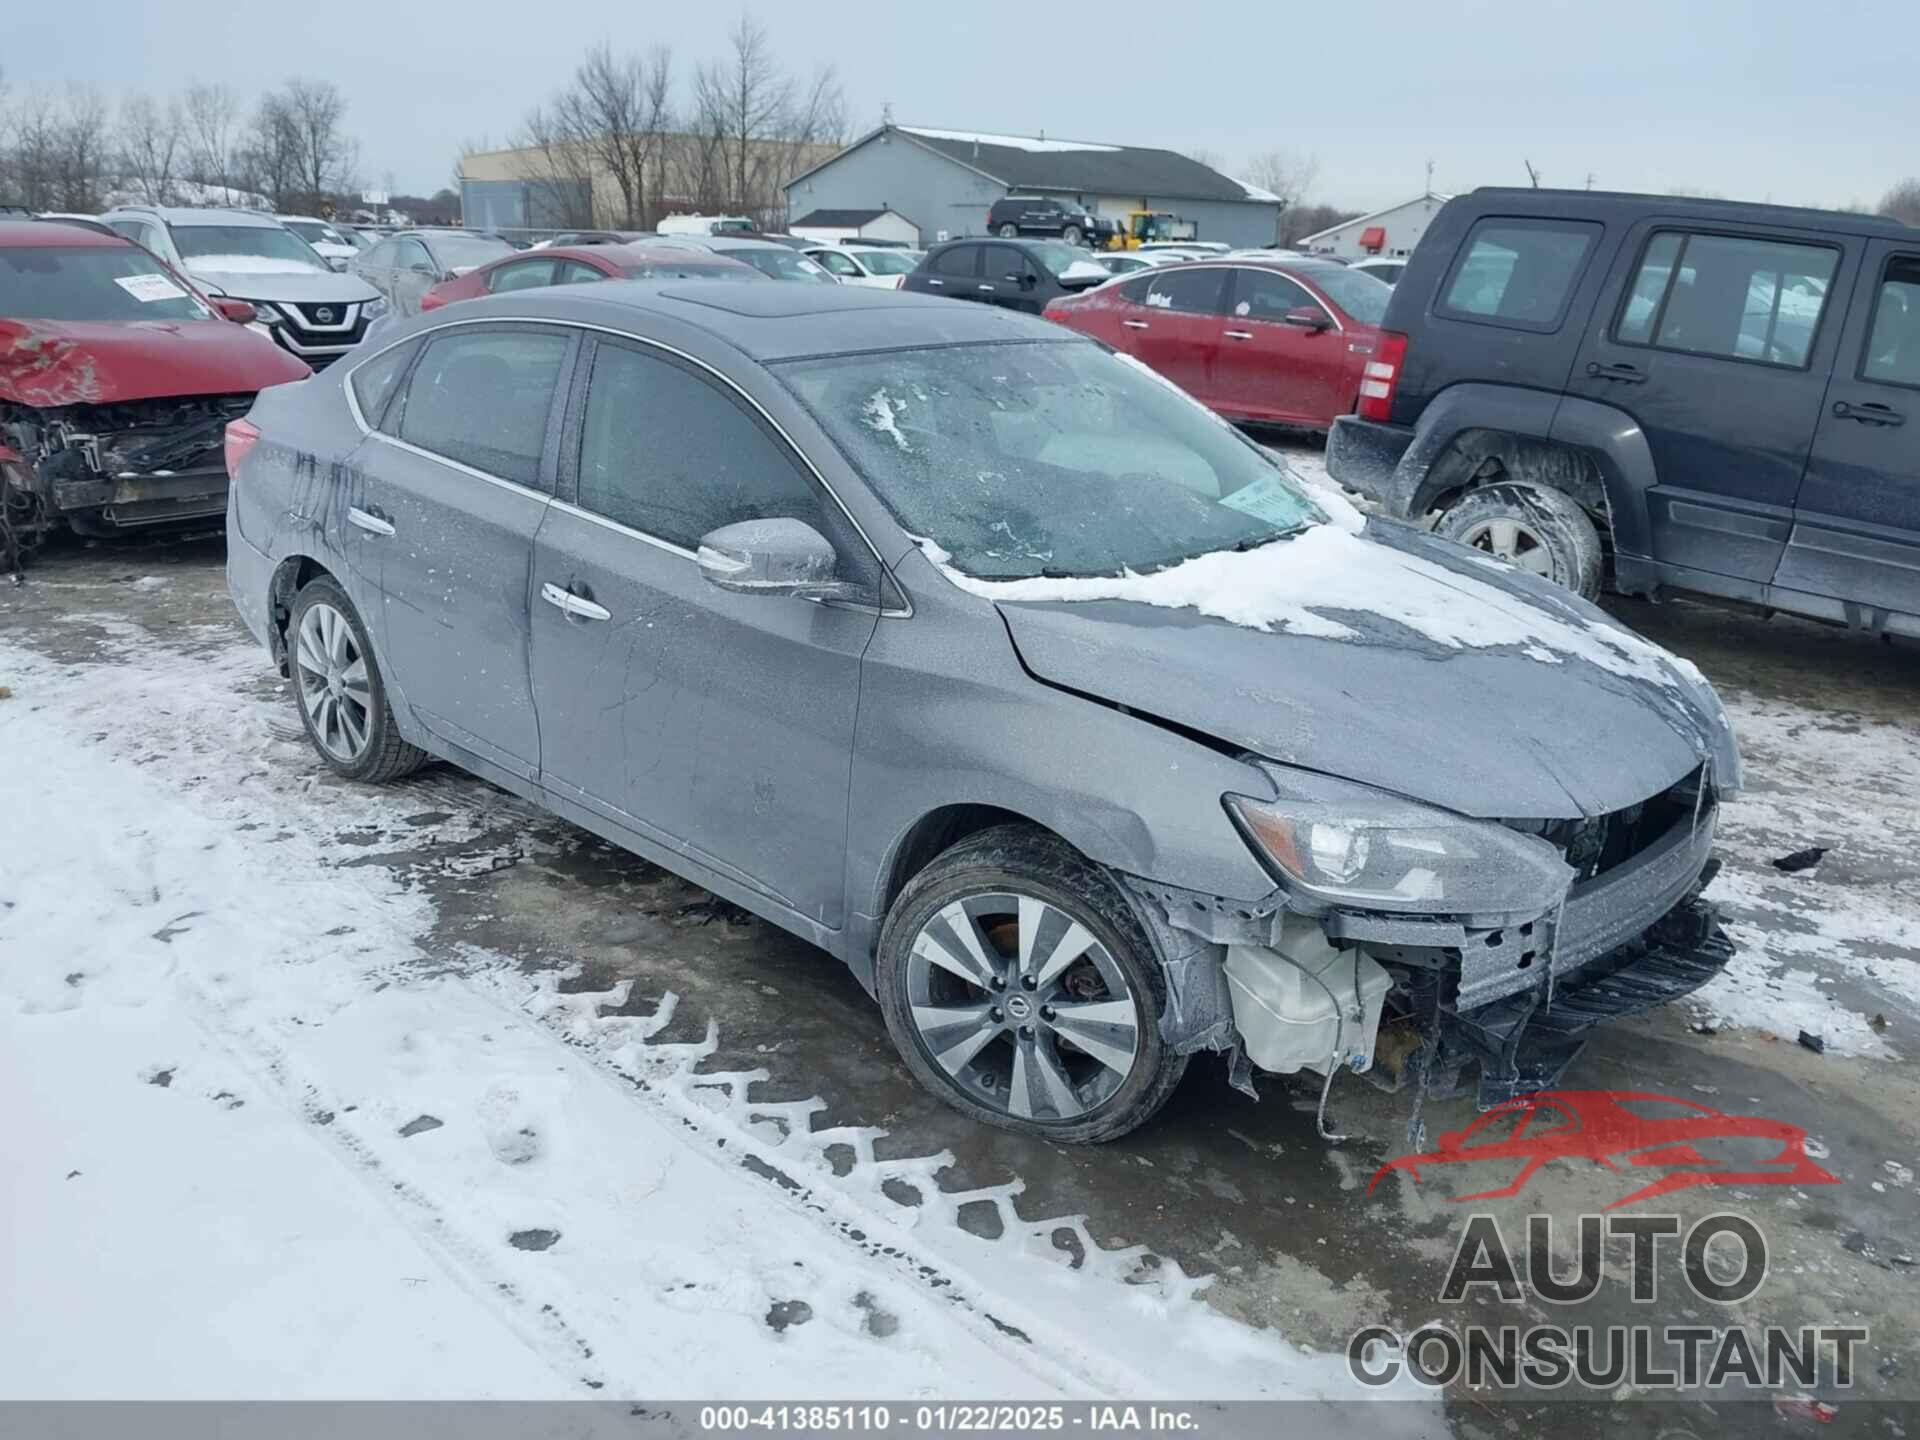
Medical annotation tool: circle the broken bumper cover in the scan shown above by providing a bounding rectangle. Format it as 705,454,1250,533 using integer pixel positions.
49,463,228,526
1325,415,1416,509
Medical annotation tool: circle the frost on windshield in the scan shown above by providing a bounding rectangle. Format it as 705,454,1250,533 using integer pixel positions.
862,388,913,452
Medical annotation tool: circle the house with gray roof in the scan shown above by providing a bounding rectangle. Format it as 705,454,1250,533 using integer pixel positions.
783,125,1284,250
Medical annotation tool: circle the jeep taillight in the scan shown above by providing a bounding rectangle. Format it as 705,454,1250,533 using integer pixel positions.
1357,331,1407,422
225,418,262,478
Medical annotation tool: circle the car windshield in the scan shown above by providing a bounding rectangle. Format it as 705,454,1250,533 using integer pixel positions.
849,249,917,275
777,340,1324,580
286,220,348,248
430,234,515,270
1026,241,1094,277
1297,266,1391,324
0,245,211,322
735,247,836,283
171,224,327,271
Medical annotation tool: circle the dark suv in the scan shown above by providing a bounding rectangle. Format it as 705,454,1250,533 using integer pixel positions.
986,195,1110,247
902,238,1110,314
1327,188,1920,636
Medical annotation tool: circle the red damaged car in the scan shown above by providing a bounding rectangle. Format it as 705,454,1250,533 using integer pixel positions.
417,241,763,313
0,221,309,564
1043,256,1390,432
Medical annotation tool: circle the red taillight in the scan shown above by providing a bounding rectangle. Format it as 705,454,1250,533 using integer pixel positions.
420,290,446,311
224,418,262,478
1357,330,1406,422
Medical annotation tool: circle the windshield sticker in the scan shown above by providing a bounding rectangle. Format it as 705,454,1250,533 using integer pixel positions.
1218,474,1313,526
114,273,189,303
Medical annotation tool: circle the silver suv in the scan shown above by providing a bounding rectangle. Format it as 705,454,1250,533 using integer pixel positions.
100,206,384,369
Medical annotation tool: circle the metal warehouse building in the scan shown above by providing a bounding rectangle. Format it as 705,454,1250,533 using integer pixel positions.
784,125,1285,250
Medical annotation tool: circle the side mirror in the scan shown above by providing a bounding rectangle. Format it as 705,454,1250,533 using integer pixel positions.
1282,305,1332,332
328,257,348,272
213,297,256,324
696,518,861,602
407,261,435,276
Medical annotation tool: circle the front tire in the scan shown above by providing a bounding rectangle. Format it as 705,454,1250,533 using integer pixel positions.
875,825,1187,1143
286,575,427,783
1434,482,1604,600
1062,224,1084,247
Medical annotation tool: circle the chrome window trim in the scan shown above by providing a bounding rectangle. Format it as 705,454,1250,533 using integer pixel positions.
365,430,553,504
339,313,910,617
1223,264,1344,333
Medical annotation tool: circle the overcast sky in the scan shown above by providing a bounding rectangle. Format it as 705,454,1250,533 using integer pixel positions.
11,0,1913,213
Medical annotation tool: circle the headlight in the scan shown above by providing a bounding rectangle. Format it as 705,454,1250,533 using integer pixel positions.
1226,776,1574,917
362,295,389,322
240,300,283,326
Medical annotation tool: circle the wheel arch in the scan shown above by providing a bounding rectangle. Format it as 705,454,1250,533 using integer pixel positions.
266,553,336,674
873,803,1068,931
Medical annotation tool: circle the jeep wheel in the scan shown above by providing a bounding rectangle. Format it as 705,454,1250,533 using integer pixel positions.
1062,224,1084,247
997,223,1019,238
875,825,1187,1144
1435,483,1604,601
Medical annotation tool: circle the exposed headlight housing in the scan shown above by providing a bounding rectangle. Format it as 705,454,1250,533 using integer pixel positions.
1226,776,1575,918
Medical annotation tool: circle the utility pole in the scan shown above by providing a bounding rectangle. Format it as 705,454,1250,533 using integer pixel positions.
1584,171,1595,191
1523,158,1541,189
1425,157,1435,196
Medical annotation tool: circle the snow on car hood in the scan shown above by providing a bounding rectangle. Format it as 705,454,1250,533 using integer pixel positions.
184,261,379,304
924,521,1739,820
0,318,311,407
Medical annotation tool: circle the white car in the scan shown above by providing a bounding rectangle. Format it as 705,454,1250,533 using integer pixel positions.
803,245,922,289
278,215,359,271
1350,257,1408,286
1090,251,1180,276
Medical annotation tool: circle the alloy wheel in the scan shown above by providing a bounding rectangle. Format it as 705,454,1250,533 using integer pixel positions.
1459,516,1555,576
294,601,372,762
903,892,1140,1123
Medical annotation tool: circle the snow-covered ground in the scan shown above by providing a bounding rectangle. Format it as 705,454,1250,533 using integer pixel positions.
0,630,1434,1416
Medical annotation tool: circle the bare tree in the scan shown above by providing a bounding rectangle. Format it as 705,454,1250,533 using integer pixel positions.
1279,202,1365,247
48,86,111,211
694,14,793,220
549,43,674,227
502,104,599,229
285,79,353,211
1243,148,1320,210
1185,147,1225,173
240,92,302,211
183,82,239,195
118,93,184,204
1879,178,1920,227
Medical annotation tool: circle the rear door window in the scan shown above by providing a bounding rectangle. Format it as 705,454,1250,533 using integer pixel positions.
813,249,862,278
1862,255,1920,388
351,339,419,429
931,245,979,278
1141,267,1228,315
487,259,557,292
1439,218,1601,331
1614,231,1838,369
393,327,570,487
1228,268,1321,323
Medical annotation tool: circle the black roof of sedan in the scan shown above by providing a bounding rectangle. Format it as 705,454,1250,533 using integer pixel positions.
445,279,1075,363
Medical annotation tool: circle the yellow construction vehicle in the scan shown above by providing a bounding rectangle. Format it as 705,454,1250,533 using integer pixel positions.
1112,210,1199,250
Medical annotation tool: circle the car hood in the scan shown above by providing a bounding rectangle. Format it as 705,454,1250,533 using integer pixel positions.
183,264,379,304
0,318,310,407
987,522,1737,821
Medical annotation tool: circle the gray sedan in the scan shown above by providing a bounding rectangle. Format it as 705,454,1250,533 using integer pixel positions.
226,281,1740,1142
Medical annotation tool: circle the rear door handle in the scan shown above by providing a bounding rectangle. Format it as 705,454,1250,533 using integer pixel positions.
977,283,996,292
1586,361,1647,384
1834,400,1905,427
1224,330,1253,340
347,506,394,537
1122,319,1149,330
926,278,944,287
540,581,611,622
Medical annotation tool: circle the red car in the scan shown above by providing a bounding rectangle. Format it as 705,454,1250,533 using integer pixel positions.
418,242,763,313
0,220,309,560
1043,256,1391,432
1367,1090,1839,1210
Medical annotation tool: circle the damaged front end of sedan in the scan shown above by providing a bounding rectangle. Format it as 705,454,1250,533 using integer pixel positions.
1,392,255,568
1116,752,1736,1137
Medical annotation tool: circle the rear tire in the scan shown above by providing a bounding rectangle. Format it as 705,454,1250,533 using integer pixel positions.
996,223,1019,238
875,825,1187,1144
1434,482,1604,601
1062,224,1084,247
286,575,428,784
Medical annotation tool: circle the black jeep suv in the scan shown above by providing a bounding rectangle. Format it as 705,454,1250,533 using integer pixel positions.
986,195,1111,247
1328,188,1920,637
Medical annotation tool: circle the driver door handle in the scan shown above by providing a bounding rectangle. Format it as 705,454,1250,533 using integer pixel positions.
347,506,394,537
1586,361,1647,384
540,581,611,622
1122,319,1149,330
1224,329,1253,340
1834,400,1905,427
